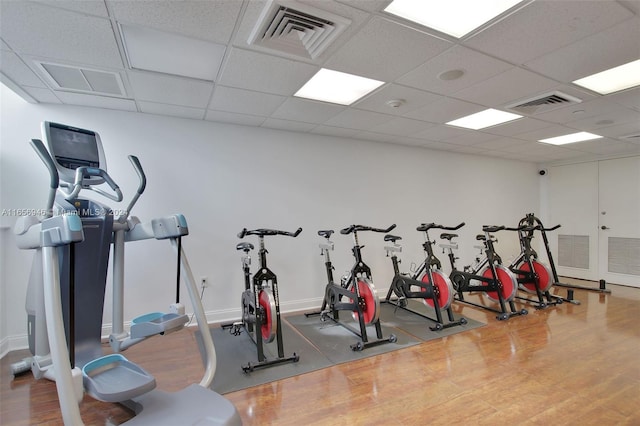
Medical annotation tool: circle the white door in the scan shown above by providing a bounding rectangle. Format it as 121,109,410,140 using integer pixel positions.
598,156,640,287
548,162,599,281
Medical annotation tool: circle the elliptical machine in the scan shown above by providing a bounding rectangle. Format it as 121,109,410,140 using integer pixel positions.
11,122,240,425
224,227,301,372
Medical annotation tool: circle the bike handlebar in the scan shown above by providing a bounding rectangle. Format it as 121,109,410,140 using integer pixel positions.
340,224,396,235
482,225,505,233
238,227,302,238
416,222,465,232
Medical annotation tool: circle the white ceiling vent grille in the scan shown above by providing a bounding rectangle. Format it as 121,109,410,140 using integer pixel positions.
506,91,582,115
248,0,351,60
35,61,126,97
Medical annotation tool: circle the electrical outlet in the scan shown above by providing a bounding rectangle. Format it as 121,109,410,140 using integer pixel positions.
200,276,209,288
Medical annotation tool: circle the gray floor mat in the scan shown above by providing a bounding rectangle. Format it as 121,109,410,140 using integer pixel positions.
196,321,333,394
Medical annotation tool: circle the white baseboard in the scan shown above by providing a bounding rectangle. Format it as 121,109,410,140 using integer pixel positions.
1,297,325,359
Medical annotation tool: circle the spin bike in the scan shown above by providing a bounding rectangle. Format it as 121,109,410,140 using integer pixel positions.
223,227,301,372
383,222,467,331
520,213,608,296
306,225,397,351
440,225,528,320
506,223,564,309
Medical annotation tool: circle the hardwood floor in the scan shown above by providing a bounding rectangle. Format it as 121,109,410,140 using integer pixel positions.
2,279,639,425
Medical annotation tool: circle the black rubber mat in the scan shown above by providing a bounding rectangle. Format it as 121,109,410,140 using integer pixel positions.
379,299,484,341
286,312,421,364
196,321,333,394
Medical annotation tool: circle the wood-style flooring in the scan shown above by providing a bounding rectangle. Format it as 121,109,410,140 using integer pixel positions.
1,278,639,425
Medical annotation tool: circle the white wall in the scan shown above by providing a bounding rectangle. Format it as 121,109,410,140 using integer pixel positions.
0,85,540,355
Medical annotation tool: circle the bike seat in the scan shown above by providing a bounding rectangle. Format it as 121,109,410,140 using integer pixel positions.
236,242,254,252
318,230,334,238
440,233,458,241
476,234,486,241
384,234,402,242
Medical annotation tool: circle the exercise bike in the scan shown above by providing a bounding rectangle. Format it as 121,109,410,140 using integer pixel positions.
520,213,607,297
506,223,564,309
440,225,528,320
223,227,301,372
382,222,467,331
306,225,397,351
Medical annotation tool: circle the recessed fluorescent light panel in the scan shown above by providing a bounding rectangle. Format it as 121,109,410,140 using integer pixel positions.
539,132,603,145
446,108,522,130
120,24,226,81
384,0,523,38
294,68,384,105
572,59,640,95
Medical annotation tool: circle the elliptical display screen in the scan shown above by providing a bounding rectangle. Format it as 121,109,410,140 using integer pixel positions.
48,122,100,170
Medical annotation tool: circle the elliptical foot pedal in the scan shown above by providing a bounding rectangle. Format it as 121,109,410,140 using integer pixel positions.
82,354,156,402
130,311,189,339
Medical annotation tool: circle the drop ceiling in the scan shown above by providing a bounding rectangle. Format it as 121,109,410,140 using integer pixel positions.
1,0,639,164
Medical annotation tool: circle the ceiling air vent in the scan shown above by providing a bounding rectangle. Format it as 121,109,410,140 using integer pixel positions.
506,91,582,115
35,61,127,97
248,0,351,60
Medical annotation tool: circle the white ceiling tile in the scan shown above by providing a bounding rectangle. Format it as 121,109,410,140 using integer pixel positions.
369,117,436,136
23,86,61,103
334,0,389,13
514,124,585,143
480,117,553,137
352,131,395,143
0,1,122,68
218,48,318,96
271,98,345,124
325,16,452,81
127,71,213,108
205,110,266,127
55,91,137,111
563,138,640,155
324,108,395,130
534,97,628,124
452,67,558,107
404,97,482,123
108,0,242,44
473,137,529,151
310,125,360,138
620,1,640,14
449,145,486,155
210,86,286,117
0,51,47,88
261,118,317,133
138,101,205,120
411,124,468,141
34,0,109,17
596,121,640,139
567,108,640,131
397,45,512,95
608,87,640,111
464,1,633,64
442,130,496,146
354,84,443,116
525,18,640,83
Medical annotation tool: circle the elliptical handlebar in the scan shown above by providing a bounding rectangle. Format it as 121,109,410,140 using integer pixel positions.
416,222,465,232
238,227,303,238
340,224,396,235
64,166,123,203
29,139,59,218
117,155,146,224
